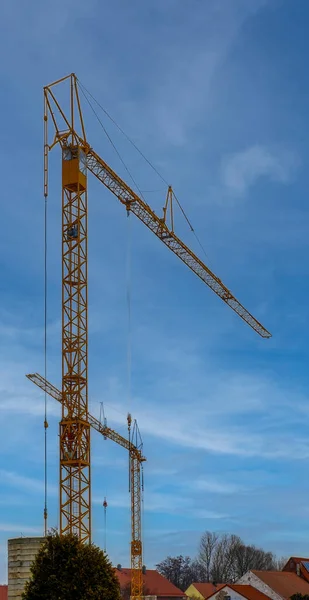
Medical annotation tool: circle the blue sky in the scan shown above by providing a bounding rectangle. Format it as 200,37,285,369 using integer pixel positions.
1,0,309,583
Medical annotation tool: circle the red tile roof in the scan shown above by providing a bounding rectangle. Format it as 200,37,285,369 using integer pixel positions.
115,568,185,597
252,570,309,599
0,586,8,600
283,557,309,572
226,585,271,600
190,583,225,598
300,565,309,583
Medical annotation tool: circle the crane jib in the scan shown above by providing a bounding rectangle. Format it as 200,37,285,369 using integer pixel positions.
86,150,271,340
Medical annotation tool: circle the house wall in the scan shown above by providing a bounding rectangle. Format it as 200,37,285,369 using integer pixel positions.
158,597,186,600
144,597,186,600
237,572,283,600
185,585,205,600
211,586,248,600
283,559,297,574
0,585,8,600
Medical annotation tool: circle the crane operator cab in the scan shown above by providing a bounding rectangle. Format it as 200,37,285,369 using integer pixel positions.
65,426,78,462
67,224,78,240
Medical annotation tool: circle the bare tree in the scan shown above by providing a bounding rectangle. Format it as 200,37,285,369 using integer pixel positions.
199,532,219,582
210,534,242,582
198,532,277,583
274,556,288,571
190,559,208,583
156,555,198,591
157,532,279,588
233,543,275,579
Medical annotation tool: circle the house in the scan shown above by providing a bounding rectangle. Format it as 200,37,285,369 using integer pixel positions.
206,584,271,600
0,586,8,600
237,569,309,600
283,557,309,583
185,584,270,600
115,566,186,600
185,582,225,599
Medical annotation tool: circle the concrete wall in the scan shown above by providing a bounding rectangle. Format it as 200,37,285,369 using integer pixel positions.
8,537,44,600
237,572,283,600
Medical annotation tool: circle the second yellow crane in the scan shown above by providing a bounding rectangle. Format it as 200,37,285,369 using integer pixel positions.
26,372,145,598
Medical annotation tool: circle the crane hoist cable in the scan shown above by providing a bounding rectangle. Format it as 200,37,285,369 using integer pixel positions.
171,190,211,264
126,211,132,411
103,497,108,553
81,84,136,513
78,79,213,269
78,83,146,205
99,401,108,536
77,79,169,188
43,193,48,537
79,73,211,268
141,460,144,571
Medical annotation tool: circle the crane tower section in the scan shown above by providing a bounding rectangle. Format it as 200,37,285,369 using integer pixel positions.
61,142,90,542
130,452,143,600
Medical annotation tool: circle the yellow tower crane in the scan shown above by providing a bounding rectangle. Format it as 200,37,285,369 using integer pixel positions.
26,372,146,599
42,73,271,600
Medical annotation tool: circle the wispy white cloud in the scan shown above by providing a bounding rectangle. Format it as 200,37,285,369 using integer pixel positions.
0,469,57,497
193,509,229,520
194,478,243,495
0,309,60,344
146,466,179,478
92,455,127,469
0,494,31,507
94,489,228,519
0,0,97,53
0,394,59,418
0,523,41,534
2,327,309,464
94,364,309,461
97,0,271,147
221,144,299,196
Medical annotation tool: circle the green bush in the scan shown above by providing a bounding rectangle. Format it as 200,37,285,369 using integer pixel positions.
22,531,121,600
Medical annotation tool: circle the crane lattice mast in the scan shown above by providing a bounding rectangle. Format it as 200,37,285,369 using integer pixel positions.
44,75,91,543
